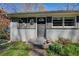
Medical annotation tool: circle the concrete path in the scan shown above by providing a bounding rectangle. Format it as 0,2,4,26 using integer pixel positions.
28,37,49,56
29,43,47,56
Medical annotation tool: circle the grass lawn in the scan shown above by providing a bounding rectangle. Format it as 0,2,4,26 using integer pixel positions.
0,41,32,56
47,43,79,56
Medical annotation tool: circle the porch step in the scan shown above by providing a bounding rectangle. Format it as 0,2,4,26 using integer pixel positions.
28,37,46,45
28,37,52,50
35,37,46,45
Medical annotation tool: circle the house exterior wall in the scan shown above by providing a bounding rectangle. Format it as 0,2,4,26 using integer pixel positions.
10,22,37,43
46,16,79,43
10,22,79,43
9,11,79,43
46,29,79,43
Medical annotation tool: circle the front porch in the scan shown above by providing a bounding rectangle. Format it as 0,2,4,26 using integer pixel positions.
10,15,79,43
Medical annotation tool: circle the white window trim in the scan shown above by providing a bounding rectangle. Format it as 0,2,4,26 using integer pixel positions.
63,17,76,28
52,17,63,28
52,16,77,28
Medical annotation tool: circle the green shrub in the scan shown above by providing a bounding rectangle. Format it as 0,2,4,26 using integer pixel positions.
47,43,62,55
63,43,79,56
0,35,7,39
47,43,79,56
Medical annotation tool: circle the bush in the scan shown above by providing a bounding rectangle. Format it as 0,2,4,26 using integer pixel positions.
0,34,8,44
0,34,7,39
47,43,79,56
62,43,79,56
47,43,62,55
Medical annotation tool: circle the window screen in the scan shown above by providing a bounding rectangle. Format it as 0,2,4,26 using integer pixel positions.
28,17,36,23
22,18,27,23
77,16,79,23
11,17,20,22
53,17,63,26
37,17,45,24
47,17,52,23
18,19,23,23
64,17,75,26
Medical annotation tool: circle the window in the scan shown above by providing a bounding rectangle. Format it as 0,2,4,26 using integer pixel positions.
22,18,28,23
27,17,36,23
30,19,34,25
53,17,63,26
47,17,52,23
11,17,20,22
64,17,75,26
77,16,79,23
18,19,23,23
37,17,45,24
39,18,44,21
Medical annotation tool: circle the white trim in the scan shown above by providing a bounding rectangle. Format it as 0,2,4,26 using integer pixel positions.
52,17,63,28
64,16,76,28
45,17,47,39
75,16,77,28
63,26,76,28
63,17,64,28
52,16,53,26
36,17,37,39
52,26,63,28
51,16,76,28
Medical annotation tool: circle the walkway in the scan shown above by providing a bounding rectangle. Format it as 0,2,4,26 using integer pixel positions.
29,43,47,56
28,37,48,56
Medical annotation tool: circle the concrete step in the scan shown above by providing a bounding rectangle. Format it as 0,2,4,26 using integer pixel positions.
28,37,46,45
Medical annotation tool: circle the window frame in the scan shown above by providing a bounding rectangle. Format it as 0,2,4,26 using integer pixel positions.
52,17,63,28
64,17,76,28
29,19,35,25
52,16,76,28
